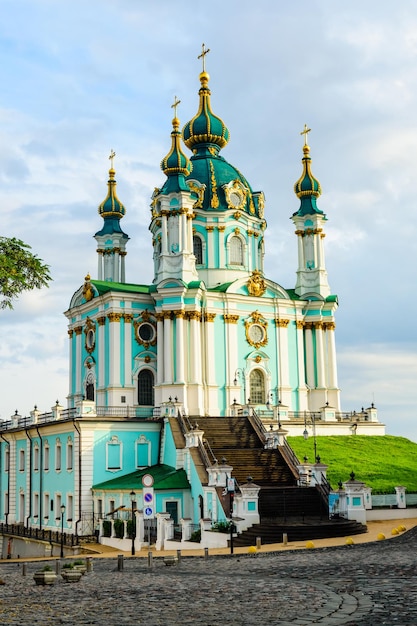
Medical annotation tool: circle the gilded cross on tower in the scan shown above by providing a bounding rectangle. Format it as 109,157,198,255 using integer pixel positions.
300,124,311,146
171,95,181,117
109,149,116,168
198,43,210,72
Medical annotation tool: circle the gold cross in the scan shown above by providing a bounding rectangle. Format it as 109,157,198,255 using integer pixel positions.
198,43,210,72
171,95,181,117
109,149,116,168
300,124,311,145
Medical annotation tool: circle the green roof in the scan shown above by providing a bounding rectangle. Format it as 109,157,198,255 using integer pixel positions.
91,280,150,295
92,464,190,491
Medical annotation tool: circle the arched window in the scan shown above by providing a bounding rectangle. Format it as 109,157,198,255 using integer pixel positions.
230,236,243,265
86,371,95,401
258,240,264,273
138,369,154,406
193,235,203,264
249,369,265,404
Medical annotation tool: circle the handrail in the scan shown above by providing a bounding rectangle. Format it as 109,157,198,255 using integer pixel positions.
0,522,79,546
279,438,301,479
246,408,266,444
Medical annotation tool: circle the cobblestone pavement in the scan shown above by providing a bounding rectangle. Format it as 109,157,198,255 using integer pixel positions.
1,529,417,625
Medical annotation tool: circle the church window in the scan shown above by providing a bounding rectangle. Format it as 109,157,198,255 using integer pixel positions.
43,493,49,518
138,369,154,406
66,439,73,471
44,443,50,471
19,449,25,472
34,445,39,471
249,369,265,404
33,493,39,518
106,436,122,471
55,440,61,471
137,323,155,343
136,435,151,467
67,495,73,521
230,236,243,265
86,380,94,401
193,235,203,264
4,447,9,472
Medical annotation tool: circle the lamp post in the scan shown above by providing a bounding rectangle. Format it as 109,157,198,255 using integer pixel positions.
303,413,318,462
130,490,136,556
233,368,247,405
60,504,65,558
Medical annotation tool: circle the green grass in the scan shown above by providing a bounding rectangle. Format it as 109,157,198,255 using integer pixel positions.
286,435,417,494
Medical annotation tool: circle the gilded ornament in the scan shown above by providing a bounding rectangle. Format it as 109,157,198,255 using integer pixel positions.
247,270,266,297
233,211,241,220
296,321,305,330
209,162,219,209
174,310,186,319
74,326,83,336
206,225,214,232
82,274,94,302
257,192,265,218
68,329,74,338
249,197,255,214
204,312,216,322
255,355,262,363
223,314,239,324
217,225,226,232
245,311,268,349
314,321,324,330
274,319,290,328
234,227,240,235
144,356,151,363
324,321,336,331
108,312,122,323
123,314,133,323
97,316,106,326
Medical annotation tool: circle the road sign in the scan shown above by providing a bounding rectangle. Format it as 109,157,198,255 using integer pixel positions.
143,487,154,519
142,474,154,487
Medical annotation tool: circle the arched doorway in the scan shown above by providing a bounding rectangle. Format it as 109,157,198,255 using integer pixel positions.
249,369,265,404
137,369,154,406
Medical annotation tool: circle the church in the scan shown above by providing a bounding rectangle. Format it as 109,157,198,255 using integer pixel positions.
0,49,383,553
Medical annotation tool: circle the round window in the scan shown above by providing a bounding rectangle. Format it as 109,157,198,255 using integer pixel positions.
137,322,155,342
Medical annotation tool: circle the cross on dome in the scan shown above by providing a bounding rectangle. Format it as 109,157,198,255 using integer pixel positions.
300,124,311,146
109,149,116,169
198,43,210,72
171,95,181,118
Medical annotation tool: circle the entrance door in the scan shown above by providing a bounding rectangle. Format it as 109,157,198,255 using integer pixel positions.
165,501,178,525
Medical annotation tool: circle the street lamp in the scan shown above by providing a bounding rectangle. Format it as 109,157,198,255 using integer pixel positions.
60,504,65,558
303,413,318,462
233,368,246,405
130,490,136,556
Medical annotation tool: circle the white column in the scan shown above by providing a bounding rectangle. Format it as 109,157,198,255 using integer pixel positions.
304,323,315,388
181,210,188,252
75,326,83,396
108,313,121,388
325,322,338,389
175,311,185,383
296,231,304,269
206,226,214,267
97,251,103,280
114,250,120,281
247,232,253,270
120,252,126,283
161,213,168,254
204,314,216,386
189,312,202,383
156,315,164,385
163,313,172,384
314,322,326,388
276,320,290,391
218,226,225,267
225,314,240,403
97,317,106,397
123,315,133,386
296,321,308,410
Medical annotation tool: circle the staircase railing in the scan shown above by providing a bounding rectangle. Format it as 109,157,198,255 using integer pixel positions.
279,438,301,480
247,408,266,445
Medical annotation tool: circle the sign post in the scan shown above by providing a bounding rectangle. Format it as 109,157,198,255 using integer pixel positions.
142,474,155,546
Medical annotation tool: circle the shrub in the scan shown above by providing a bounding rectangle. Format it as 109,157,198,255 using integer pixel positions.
127,519,136,539
42,565,53,572
113,518,124,539
102,520,112,538
189,529,201,543
63,562,74,569
211,521,232,533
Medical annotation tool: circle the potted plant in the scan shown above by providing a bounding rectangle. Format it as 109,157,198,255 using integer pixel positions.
61,562,82,583
33,565,57,586
73,559,87,575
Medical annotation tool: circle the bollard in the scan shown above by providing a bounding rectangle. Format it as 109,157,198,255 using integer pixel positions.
256,536,262,550
86,557,93,572
204,547,209,560
22,563,27,577
55,560,61,575
283,533,288,546
177,549,181,564
147,551,153,568
117,554,124,571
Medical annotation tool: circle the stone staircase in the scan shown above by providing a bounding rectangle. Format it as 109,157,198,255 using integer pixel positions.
192,415,367,543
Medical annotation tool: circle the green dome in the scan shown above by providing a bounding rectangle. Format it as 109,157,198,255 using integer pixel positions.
293,144,323,216
98,167,126,220
182,70,262,216
183,72,230,151
161,116,192,178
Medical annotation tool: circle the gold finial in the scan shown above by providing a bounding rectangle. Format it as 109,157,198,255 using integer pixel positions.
109,149,116,169
171,95,181,118
300,124,311,146
198,43,210,72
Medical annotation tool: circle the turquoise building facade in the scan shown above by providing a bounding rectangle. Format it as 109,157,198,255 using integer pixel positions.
0,56,383,546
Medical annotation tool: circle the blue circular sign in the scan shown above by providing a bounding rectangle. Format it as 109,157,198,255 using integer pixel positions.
144,492,153,503
145,507,153,516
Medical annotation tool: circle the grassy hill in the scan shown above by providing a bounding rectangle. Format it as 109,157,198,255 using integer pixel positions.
286,435,417,494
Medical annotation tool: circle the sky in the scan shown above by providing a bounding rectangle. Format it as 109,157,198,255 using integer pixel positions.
0,0,416,440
